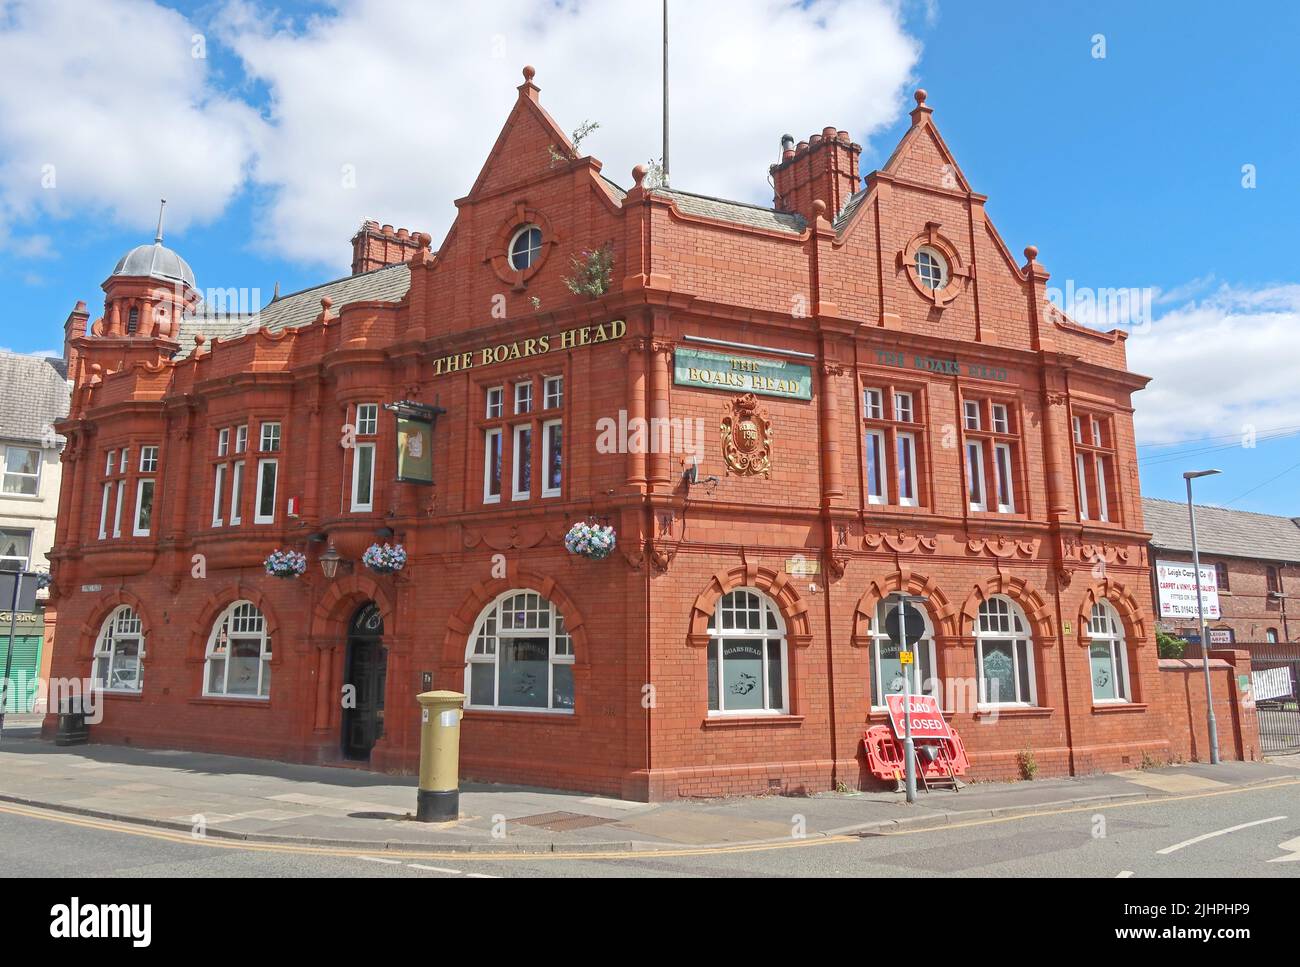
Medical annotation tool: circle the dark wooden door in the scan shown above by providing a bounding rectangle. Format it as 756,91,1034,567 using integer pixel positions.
343,604,386,760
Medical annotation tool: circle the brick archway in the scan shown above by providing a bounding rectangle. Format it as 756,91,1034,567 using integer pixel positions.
310,575,396,640
186,584,283,662
686,564,812,649
75,589,156,662
441,564,589,668
1077,580,1148,647
956,575,1055,645
849,570,955,646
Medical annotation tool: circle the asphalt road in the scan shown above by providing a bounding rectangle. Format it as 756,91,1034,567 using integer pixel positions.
3,781,1297,878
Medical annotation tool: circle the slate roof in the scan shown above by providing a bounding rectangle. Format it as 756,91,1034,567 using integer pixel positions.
0,351,71,445
1143,497,1300,564
175,262,411,359
652,187,807,235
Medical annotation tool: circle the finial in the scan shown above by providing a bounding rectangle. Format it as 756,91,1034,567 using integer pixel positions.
193,333,205,346
522,65,536,83
632,163,647,188
272,281,280,301
813,199,828,221
154,198,167,244
914,89,927,106
1024,245,1038,262
321,296,333,312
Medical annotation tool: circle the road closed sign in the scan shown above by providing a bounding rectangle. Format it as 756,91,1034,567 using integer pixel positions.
884,694,953,741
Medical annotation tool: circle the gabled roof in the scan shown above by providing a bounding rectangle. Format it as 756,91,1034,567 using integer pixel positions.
1143,497,1300,564
175,263,410,359
0,351,70,445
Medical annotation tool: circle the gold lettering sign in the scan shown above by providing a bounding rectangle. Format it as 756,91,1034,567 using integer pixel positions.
433,320,625,376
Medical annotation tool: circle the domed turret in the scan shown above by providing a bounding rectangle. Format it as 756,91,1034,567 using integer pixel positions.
98,200,198,340
110,241,196,291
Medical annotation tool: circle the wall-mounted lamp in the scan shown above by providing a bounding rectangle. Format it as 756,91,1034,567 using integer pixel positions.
319,542,343,580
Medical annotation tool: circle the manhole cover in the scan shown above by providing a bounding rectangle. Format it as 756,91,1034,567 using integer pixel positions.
511,811,617,832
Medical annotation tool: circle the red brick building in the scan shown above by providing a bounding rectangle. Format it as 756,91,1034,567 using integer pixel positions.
44,68,1256,799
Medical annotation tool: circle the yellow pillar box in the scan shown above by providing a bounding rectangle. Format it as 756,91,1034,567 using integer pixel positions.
415,690,465,822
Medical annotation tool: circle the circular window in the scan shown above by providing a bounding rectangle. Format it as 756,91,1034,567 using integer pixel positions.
915,247,947,290
509,225,543,271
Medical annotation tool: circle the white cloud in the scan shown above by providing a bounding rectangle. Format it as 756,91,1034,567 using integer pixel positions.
217,0,919,266
0,0,263,239
1126,283,1300,446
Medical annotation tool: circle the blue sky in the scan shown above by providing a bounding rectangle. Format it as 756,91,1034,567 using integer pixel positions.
1,0,1295,514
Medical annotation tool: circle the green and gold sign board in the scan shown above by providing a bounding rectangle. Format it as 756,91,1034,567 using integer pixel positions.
674,347,813,401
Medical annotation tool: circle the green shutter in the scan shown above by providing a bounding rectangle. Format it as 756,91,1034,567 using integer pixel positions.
1,634,43,712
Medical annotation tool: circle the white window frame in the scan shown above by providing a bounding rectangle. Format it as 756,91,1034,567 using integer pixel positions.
350,441,376,512
112,480,125,537
963,400,981,431
254,458,278,524
464,589,574,713
138,446,158,473
869,598,938,709
1088,601,1131,703
896,431,918,507
1072,416,1083,444
541,419,562,498
98,483,111,540
864,429,886,505
235,425,248,454
212,464,226,527
512,424,532,501
707,589,789,716
974,596,1036,707
514,381,533,415
203,600,272,700
994,441,1016,513
259,422,281,453
93,606,145,694
1091,418,1102,447
543,375,564,410
991,403,1009,434
508,225,543,271
1076,453,1090,520
132,478,155,537
1266,629,1279,644
2,444,41,497
1095,455,1110,522
217,428,230,457
483,429,503,504
863,387,884,420
0,528,32,571
893,391,914,423
915,246,948,290
966,440,986,512
355,403,378,437
229,461,244,525
105,450,116,476
486,386,504,420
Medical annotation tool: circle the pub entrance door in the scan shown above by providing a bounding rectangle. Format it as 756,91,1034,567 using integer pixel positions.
342,603,387,761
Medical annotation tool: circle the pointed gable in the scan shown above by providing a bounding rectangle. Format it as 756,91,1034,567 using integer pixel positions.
464,65,578,201
880,89,974,193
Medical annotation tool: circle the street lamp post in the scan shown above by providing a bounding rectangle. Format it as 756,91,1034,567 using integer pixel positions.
1184,469,1222,765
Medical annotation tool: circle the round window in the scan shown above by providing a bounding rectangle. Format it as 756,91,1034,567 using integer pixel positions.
915,246,947,290
509,225,543,271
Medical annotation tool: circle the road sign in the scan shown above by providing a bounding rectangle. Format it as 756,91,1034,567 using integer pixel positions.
884,694,952,742
899,651,914,666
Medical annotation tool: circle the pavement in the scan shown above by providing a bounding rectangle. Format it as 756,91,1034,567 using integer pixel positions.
0,714,1295,854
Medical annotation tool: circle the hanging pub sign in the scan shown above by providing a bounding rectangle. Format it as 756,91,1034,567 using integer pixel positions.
386,401,445,485
674,347,813,400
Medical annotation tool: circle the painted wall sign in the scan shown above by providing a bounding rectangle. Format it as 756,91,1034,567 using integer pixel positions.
873,349,1008,382
1155,560,1221,620
675,347,813,400
395,414,434,484
785,557,820,576
432,320,625,376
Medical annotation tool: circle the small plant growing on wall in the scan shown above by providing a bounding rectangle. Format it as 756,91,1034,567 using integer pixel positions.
264,549,307,579
548,119,600,165
1017,749,1038,781
563,242,614,299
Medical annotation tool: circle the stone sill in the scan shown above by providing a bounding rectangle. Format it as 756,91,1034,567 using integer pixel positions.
188,696,271,708
463,709,577,725
1091,702,1148,714
972,705,1056,720
702,714,805,729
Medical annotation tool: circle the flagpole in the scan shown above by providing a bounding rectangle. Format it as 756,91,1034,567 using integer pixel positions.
662,0,670,185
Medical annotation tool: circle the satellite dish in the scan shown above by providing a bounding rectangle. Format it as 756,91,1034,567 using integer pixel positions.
883,600,926,648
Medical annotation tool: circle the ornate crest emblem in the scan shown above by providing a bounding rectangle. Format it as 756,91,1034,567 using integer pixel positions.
720,393,772,478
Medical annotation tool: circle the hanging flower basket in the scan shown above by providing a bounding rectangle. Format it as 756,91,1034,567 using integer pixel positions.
564,521,616,561
363,542,407,574
264,549,307,579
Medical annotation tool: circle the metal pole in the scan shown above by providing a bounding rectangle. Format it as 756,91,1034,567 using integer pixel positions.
1187,477,1220,764
0,571,23,741
662,0,670,185
897,595,916,803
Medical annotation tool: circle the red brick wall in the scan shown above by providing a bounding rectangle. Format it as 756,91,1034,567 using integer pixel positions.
1157,651,1260,763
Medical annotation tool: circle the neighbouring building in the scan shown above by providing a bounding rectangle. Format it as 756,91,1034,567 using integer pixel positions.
1144,496,1299,650
43,69,1258,798
0,349,71,711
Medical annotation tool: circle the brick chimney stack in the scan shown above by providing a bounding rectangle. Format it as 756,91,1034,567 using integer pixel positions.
63,300,89,384
350,221,425,275
770,127,862,223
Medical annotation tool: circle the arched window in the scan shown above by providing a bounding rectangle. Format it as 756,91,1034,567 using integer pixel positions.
204,601,272,699
869,597,938,707
93,606,144,693
707,589,787,715
509,225,543,271
974,596,1036,705
1087,601,1130,703
465,590,573,711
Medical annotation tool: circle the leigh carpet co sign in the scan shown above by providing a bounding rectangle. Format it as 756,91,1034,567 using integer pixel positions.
1154,560,1221,620
674,347,812,400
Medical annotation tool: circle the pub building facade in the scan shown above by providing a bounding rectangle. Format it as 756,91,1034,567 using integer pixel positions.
46,68,1185,799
